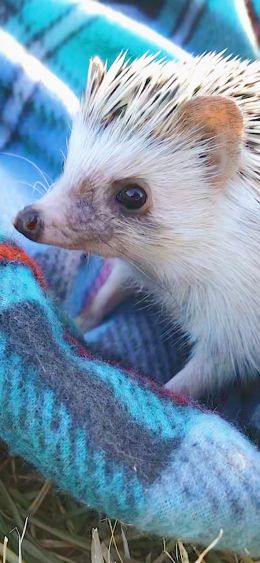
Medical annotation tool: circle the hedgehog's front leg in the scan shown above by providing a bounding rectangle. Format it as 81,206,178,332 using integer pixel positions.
76,258,135,332
164,353,212,400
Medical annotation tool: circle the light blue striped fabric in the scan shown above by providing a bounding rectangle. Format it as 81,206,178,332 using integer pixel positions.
0,0,260,554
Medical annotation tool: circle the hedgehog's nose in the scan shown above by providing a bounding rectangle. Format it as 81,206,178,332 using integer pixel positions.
13,206,44,242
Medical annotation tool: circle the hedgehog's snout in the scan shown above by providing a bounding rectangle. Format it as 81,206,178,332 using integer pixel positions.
13,205,44,242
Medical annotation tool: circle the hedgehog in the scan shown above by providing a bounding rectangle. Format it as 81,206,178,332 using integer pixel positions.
14,52,260,399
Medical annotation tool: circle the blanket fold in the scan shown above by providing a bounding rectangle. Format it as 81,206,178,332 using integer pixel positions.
1,240,260,556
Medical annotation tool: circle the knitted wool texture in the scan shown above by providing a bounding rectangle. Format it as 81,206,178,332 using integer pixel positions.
1,241,260,556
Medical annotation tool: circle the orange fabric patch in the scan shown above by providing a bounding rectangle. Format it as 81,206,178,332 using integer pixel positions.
0,243,47,289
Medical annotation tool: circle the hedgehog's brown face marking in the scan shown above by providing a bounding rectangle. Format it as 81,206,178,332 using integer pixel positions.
66,197,114,246
60,177,152,253
54,178,151,250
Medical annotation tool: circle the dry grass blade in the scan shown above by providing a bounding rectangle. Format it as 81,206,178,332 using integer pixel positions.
91,528,105,563
153,540,176,563
21,513,91,551
178,542,189,563
0,452,241,563
100,541,111,563
54,556,75,563
241,557,256,563
18,517,28,563
108,520,124,563
153,551,168,563
163,539,175,563
3,536,8,563
21,539,61,563
194,530,223,563
0,480,24,532
121,525,131,560
27,481,52,516
0,539,24,563
8,518,28,563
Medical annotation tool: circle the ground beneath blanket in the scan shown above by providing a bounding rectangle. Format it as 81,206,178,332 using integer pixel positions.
0,449,255,563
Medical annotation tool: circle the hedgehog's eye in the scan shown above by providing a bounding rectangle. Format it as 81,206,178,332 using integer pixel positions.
116,184,147,211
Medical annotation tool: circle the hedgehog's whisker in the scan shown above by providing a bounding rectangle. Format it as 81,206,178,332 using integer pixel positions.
33,180,49,194
15,179,46,197
60,148,67,161
0,151,51,191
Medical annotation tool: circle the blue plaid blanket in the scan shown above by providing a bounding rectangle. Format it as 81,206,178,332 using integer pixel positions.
0,0,260,555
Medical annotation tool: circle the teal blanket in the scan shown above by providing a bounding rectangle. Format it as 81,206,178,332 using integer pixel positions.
0,0,260,555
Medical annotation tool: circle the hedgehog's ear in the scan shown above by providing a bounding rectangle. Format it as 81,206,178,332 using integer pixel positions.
178,95,244,187
87,56,106,91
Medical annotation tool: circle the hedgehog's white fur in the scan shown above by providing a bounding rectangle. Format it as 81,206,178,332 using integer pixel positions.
20,52,260,398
